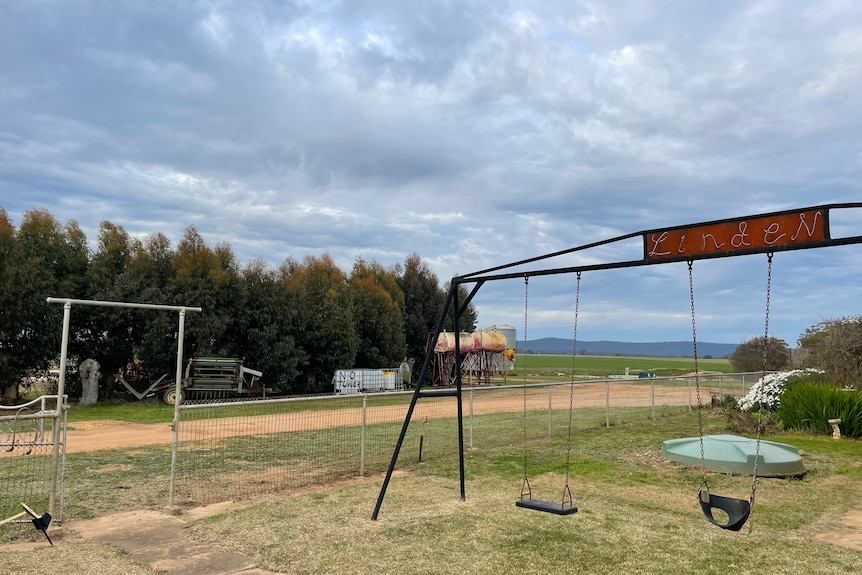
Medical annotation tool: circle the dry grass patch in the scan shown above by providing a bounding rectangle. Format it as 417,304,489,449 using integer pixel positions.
0,543,159,575
184,472,862,575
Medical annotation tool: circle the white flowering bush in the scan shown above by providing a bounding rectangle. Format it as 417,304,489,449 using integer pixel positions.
738,369,825,412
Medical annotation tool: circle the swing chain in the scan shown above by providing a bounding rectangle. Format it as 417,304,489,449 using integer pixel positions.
748,253,773,532
759,253,774,380
521,476,533,501
562,272,581,501
688,261,707,480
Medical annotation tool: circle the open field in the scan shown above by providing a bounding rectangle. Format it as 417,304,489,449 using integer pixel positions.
513,353,734,380
472,354,735,386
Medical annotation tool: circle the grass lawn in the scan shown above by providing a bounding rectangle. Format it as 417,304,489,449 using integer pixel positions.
181,411,862,574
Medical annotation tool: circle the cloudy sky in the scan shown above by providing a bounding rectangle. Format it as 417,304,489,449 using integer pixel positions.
2,1,862,347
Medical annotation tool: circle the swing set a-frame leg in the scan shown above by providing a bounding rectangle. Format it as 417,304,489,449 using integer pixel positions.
372,287,469,521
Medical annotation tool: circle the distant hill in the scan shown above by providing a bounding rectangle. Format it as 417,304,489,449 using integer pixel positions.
517,338,736,358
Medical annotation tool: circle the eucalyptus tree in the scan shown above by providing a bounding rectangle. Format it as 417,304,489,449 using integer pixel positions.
0,209,23,402
126,232,181,377
348,258,406,368
0,209,88,402
284,254,357,394
74,221,139,379
393,253,445,365
443,281,478,334
222,258,307,393
170,226,239,358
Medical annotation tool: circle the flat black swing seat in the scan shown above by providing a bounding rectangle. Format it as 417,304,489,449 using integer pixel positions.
699,490,750,532
516,498,578,515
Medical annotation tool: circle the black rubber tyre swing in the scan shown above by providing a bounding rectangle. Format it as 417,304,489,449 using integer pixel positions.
698,482,750,532
688,256,773,532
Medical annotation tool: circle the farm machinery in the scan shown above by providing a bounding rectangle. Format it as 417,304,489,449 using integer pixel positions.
112,357,266,405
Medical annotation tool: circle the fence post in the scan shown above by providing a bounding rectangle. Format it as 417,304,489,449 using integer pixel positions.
469,389,474,449
687,377,692,411
48,302,71,519
651,378,655,420
360,395,367,476
548,384,553,436
168,308,188,509
605,380,610,428
719,375,723,398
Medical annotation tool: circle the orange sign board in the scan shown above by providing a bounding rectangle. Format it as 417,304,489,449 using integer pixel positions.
645,208,828,262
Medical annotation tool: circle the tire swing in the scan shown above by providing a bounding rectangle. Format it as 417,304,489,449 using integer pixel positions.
516,274,580,515
688,255,772,532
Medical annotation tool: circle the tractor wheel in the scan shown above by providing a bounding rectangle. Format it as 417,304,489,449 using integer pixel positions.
161,388,185,405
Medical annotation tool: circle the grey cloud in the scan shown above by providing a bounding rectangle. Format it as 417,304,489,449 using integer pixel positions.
2,1,862,344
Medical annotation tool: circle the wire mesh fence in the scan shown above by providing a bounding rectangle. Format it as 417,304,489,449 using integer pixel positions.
173,395,425,506
0,396,65,543
170,373,760,507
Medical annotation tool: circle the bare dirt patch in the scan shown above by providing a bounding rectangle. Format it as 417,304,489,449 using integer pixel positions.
67,420,133,430
815,508,862,551
87,464,135,473
63,422,174,453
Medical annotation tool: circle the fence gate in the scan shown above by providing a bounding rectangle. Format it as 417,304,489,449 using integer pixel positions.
0,395,66,540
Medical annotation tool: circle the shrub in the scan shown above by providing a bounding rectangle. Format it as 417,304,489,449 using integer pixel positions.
729,335,791,372
713,394,740,411
777,383,862,438
738,369,825,412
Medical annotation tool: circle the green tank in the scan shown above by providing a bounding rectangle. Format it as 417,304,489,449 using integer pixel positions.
661,434,804,477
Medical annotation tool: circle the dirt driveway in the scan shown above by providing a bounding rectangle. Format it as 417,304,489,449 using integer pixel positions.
63,382,689,453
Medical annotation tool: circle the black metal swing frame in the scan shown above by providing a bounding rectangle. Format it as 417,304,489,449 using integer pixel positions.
371,202,862,521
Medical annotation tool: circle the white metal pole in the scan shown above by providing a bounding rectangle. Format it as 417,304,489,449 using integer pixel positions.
45,298,201,512
360,395,367,476
48,301,71,518
605,380,610,428
168,309,188,508
688,377,692,410
468,389,474,449
651,378,655,420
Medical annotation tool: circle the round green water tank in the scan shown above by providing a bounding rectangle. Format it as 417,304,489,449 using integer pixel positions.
661,434,804,477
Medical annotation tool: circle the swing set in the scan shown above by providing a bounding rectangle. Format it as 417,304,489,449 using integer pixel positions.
371,203,862,527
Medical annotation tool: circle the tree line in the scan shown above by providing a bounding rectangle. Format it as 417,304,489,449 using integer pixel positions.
4,207,859,403
728,321,862,390
1,208,477,402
